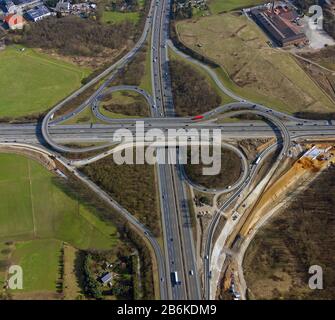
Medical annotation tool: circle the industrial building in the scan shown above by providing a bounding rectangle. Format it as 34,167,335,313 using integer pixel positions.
24,4,50,22
250,3,308,47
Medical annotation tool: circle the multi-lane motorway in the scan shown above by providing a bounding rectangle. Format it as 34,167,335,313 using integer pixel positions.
1,119,334,144
150,0,201,300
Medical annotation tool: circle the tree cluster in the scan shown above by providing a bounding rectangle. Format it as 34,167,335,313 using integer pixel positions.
106,0,140,12
80,155,161,238
169,59,222,116
83,254,103,299
19,16,137,57
111,46,147,86
172,0,193,20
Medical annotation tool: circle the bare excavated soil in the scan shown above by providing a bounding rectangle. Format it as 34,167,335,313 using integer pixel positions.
243,165,335,299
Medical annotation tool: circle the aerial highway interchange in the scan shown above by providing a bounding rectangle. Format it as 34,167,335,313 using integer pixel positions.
0,0,335,301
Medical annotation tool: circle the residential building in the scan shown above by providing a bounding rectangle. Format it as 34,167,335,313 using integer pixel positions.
4,12,25,29
100,272,113,285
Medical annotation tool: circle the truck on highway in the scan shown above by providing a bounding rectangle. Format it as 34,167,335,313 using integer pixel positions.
171,271,181,286
254,156,261,165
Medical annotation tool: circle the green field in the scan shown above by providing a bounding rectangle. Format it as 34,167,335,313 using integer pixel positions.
139,40,153,94
11,239,62,292
0,46,90,118
208,0,268,14
176,13,335,114
102,10,140,24
0,153,118,250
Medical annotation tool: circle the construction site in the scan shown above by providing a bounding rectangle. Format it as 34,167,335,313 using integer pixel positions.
192,135,335,300
218,141,335,299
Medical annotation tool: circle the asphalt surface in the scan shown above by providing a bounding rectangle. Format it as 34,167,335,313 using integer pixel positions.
203,109,292,299
1,0,335,301
150,0,201,300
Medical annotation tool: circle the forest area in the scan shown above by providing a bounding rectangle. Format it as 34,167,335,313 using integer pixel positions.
80,154,161,238
169,59,222,116
5,0,150,69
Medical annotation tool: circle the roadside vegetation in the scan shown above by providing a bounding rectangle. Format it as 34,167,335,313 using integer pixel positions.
243,166,335,299
60,107,106,125
168,47,235,105
102,0,144,24
110,41,152,94
175,13,335,115
80,153,161,237
208,0,268,14
184,147,242,189
0,153,119,298
100,90,150,117
169,59,222,116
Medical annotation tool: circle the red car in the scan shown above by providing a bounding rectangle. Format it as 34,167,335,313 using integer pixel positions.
192,115,204,121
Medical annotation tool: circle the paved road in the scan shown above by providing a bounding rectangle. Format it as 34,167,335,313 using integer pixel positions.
91,86,155,123
1,121,335,146
40,0,170,300
1,0,335,301
150,0,201,300
203,109,292,299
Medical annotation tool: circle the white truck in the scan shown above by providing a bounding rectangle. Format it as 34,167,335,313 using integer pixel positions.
171,271,181,285
254,156,261,165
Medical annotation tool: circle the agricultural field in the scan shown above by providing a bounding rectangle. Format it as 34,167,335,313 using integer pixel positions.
0,153,118,249
0,152,123,298
208,0,268,14
10,239,62,293
176,13,335,115
0,46,90,119
243,166,335,299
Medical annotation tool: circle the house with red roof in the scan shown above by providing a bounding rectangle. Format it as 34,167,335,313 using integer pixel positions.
4,13,25,30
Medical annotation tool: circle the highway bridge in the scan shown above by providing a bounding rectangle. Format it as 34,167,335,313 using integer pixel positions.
0,0,334,301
